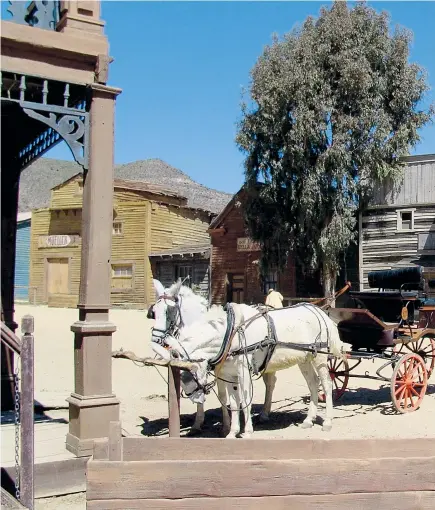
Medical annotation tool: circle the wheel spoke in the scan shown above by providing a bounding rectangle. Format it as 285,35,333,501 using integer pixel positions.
409,386,421,398
394,383,406,395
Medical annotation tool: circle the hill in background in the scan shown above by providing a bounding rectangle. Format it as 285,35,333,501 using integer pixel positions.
18,157,233,215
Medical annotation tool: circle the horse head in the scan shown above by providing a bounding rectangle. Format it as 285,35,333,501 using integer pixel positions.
149,278,208,358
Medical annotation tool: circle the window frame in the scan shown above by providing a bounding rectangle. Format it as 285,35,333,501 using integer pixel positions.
262,269,278,294
112,221,124,236
111,262,134,292
396,208,415,232
175,264,193,287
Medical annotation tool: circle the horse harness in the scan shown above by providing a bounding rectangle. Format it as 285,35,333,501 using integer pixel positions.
208,302,332,378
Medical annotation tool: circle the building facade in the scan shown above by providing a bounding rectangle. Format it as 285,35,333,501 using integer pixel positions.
209,190,296,305
149,244,210,298
14,212,32,302
360,154,435,290
29,174,214,308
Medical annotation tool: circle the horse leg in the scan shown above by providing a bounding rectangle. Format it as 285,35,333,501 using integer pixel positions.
226,382,241,439
217,377,230,437
315,356,333,432
240,365,254,438
298,360,320,429
259,371,277,422
191,403,205,434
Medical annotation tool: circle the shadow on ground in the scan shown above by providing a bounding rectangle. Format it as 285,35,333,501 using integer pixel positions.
137,383,435,437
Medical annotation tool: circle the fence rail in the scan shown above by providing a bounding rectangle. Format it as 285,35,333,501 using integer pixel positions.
1,317,35,510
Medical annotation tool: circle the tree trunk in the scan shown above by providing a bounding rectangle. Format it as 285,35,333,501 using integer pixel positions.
322,261,337,307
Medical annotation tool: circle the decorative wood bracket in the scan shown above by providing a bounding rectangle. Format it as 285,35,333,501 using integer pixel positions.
22,103,89,169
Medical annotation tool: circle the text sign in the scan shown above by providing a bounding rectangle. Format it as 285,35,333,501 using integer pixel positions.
237,237,261,252
38,235,80,248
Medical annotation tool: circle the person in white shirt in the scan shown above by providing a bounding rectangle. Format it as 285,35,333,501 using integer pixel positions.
265,288,284,309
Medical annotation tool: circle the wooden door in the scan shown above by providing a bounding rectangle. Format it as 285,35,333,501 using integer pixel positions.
47,258,69,295
228,274,244,304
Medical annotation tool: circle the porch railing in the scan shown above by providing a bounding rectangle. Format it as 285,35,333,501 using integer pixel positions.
1,317,35,510
4,1,60,31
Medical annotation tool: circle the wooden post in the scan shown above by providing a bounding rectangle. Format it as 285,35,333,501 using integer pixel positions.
168,366,181,438
20,315,34,510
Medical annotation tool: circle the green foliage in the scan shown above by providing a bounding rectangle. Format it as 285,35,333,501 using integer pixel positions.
236,0,433,279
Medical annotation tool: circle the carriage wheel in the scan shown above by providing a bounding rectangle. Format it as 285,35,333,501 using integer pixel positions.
319,357,349,402
393,335,435,379
391,353,427,414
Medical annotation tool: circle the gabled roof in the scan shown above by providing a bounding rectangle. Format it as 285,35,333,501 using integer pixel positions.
208,187,244,229
51,172,186,200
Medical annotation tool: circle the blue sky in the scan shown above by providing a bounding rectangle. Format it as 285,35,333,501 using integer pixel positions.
4,1,435,193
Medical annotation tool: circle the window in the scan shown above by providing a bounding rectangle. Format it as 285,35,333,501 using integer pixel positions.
111,264,133,290
112,222,123,235
263,270,278,294
176,265,193,286
397,209,415,231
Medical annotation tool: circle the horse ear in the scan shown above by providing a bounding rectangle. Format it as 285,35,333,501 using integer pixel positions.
169,278,183,297
153,279,165,298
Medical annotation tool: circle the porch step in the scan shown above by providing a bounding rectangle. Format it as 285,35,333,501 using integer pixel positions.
1,488,27,509
1,456,89,499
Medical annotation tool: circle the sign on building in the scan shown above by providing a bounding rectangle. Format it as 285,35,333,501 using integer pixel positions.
237,237,261,252
38,235,80,248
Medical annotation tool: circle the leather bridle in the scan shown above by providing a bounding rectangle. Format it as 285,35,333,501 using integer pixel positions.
151,294,184,346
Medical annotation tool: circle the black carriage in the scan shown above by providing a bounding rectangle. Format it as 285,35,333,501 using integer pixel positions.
323,266,435,413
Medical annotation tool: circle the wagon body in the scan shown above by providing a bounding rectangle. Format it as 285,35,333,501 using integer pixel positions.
321,267,435,413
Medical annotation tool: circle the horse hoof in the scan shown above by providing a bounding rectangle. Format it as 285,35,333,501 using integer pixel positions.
225,434,238,439
300,421,314,429
322,423,332,432
187,427,202,437
240,432,253,439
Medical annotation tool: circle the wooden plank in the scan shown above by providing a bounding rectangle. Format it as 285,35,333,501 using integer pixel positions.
109,422,122,461
87,491,435,509
121,437,435,462
87,456,435,500
93,439,108,460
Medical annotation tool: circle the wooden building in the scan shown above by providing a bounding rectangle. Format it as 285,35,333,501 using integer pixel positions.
360,154,435,290
29,174,214,308
208,189,296,305
149,244,210,298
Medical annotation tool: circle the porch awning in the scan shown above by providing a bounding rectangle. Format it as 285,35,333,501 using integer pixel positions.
149,244,210,259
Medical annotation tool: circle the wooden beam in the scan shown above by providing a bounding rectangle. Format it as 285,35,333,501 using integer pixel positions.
121,437,435,462
87,492,435,510
86,456,435,500
111,349,198,372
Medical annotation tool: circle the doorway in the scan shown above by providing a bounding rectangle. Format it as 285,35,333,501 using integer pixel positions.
227,273,245,303
46,258,69,298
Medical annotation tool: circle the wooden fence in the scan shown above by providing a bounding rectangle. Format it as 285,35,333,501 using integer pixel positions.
86,421,435,509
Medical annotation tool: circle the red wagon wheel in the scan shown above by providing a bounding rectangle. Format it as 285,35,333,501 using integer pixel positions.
319,357,349,402
393,335,435,379
391,353,428,413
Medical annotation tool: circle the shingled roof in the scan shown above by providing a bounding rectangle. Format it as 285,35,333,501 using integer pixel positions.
18,157,233,214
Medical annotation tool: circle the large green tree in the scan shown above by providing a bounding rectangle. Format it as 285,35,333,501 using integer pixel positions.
236,0,433,297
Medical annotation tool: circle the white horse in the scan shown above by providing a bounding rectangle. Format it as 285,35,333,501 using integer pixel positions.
149,279,278,435
166,302,348,438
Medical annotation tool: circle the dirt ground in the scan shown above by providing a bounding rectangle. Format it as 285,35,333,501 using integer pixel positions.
13,303,435,509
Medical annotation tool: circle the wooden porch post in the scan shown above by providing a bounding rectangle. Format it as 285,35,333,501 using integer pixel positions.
1,167,19,411
66,83,122,457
